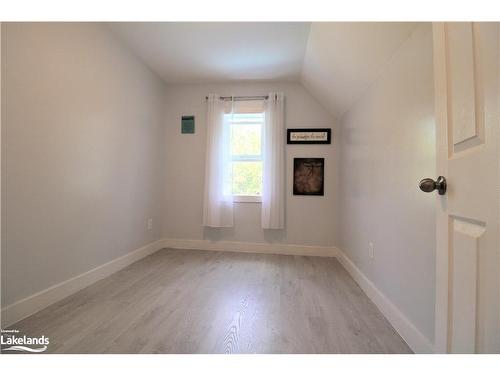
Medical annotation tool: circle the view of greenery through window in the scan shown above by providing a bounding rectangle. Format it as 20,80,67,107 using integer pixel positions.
228,113,264,195
231,161,262,195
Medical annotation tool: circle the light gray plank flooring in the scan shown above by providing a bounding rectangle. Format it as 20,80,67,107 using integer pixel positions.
5,249,412,354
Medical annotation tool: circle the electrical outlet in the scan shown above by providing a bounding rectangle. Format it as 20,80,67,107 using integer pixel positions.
368,242,374,259
147,218,153,231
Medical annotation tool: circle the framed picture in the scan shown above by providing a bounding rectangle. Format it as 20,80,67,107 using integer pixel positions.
181,115,195,134
293,158,324,196
287,128,331,144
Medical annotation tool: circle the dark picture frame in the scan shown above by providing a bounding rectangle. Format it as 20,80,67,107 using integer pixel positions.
287,128,331,144
293,158,325,196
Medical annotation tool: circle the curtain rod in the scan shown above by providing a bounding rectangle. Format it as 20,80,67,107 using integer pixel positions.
204,95,269,101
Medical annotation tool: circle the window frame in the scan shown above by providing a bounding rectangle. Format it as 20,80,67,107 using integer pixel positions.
233,194,262,203
226,112,264,203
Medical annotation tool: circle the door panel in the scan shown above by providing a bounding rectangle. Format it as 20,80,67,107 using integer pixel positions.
450,216,484,353
433,22,499,353
446,23,484,151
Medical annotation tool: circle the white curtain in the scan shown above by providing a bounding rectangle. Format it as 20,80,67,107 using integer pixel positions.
262,92,285,229
202,94,233,227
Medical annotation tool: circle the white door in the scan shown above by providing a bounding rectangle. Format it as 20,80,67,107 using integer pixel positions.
432,22,500,353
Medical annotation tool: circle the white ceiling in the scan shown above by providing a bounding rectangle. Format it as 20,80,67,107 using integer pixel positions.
109,22,420,117
301,22,418,117
108,22,311,83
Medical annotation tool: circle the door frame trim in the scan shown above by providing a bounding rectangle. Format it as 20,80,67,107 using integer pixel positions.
432,22,451,354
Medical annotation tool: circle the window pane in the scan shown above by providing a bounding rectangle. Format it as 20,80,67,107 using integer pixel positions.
232,161,262,195
231,123,261,156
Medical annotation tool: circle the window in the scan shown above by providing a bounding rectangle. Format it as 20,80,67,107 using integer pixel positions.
226,112,264,202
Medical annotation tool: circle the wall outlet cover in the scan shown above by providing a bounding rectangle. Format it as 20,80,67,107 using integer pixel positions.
369,242,374,258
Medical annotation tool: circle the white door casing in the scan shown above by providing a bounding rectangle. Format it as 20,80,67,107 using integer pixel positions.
433,22,500,353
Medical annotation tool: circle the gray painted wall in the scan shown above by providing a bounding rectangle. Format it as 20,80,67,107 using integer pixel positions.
162,82,339,247
1,23,167,306
339,24,436,342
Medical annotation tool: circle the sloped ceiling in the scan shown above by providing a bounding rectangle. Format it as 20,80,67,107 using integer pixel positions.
108,22,311,83
109,22,420,117
301,22,418,117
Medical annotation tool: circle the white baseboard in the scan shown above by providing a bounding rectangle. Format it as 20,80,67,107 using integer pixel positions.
336,249,434,354
1,239,166,328
164,238,339,258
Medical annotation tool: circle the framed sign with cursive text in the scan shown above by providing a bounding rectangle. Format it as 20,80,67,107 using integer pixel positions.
287,128,331,144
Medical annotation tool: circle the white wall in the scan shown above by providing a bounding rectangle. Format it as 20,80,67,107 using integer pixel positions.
1,23,167,307
339,24,436,342
163,82,339,247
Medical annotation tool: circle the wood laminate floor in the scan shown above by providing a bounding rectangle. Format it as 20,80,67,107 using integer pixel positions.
5,249,412,354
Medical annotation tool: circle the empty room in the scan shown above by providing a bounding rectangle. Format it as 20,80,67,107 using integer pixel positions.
1,7,500,368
